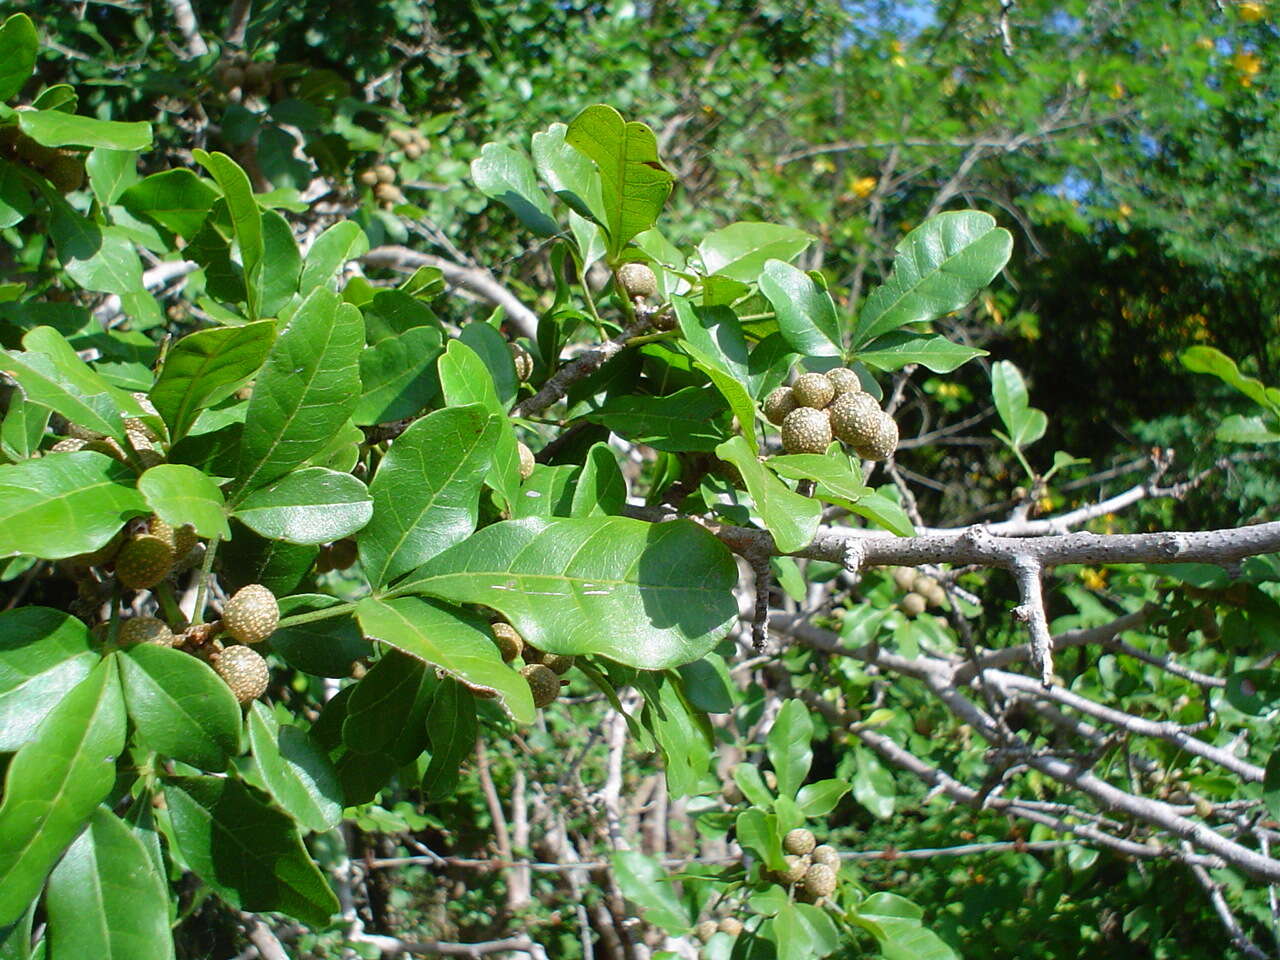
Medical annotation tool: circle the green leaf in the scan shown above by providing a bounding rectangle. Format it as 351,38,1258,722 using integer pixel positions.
768,452,870,508
339,650,434,759
0,14,37,102
49,206,144,297
247,704,342,833
758,260,841,357
612,851,691,935
438,339,521,510
391,516,738,671
570,442,627,517
234,467,372,544
423,678,477,801
1182,346,1280,417
716,437,820,554
352,325,444,425
150,321,276,443
119,169,220,240
845,489,914,537
854,210,1012,345
852,746,896,819
766,700,813,801
674,298,759,453
564,104,673,254
991,360,1046,449
855,332,987,373
512,464,577,519
299,221,369,292
773,900,815,960
699,222,812,283
0,327,138,442
641,674,711,797
119,645,241,772
531,121,606,224
796,778,851,817
0,388,48,462
18,111,151,151
45,808,172,960
0,452,147,560
1264,752,1280,821
677,656,734,713
459,322,519,409
356,597,535,724
736,809,785,872
254,208,302,318
193,152,262,307
733,763,774,808
0,159,33,230
85,148,138,207
137,464,230,541
583,385,732,453
271,595,370,678
0,608,97,751
471,142,560,237
1216,414,1280,444
164,775,339,926
359,405,498,588
0,657,126,927
232,289,363,498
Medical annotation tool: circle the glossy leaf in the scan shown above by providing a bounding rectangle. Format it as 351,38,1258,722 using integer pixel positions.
773,900,814,960
0,452,147,559
471,142,560,236
254,208,302,319
149,321,276,442
119,169,220,240
0,607,97,751
699,222,812,283
768,452,870,508
766,700,813,801
0,388,48,462
137,464,230,540
852,745,896,819
356,597,535,724
232,288,363,498
119,645,241,772
193,151,262,314
796,778,851,817
512,464,577,519
235,467,372,545
423,678,477,801
717,437,821,554
845,489,915,537
583,385,732,453
85,148,137,207
758,260,841,357
45,808,172,960
459,322,519,409
570,442,627,517
531,121,606,223
643,676,711,797
991,360,1047,449
0,658,126,927
49,207,144,296
299,221,369,293
612,851,691,935
247,703,342,833
1182,345,1280,417
392,515,739,670
854,210,1012,345
674,298,759,452
736,809,785,871
164,775,339,926
271,595,371,678
352,325,443,425
565,104,673,254
360,405,498,587
437,339,520,509
18,110,151,151
0,14,37,102
855,332,987,373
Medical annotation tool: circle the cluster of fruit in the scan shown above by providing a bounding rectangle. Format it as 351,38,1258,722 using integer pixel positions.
486,620,572,709
889,566,948,617
213,57,276,97
0,123,84,193
764,828,842,901
50,396,166,470
388,127,430,160
357,162,405,208
765,369,898,460
692,916,743,944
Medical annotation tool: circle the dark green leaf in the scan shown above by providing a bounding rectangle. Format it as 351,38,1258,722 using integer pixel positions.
49,207,143,296
0,14,37,102
471,142,560,237
247,703,342,833
570,442,627,517
736,809,785,871
459,322,519,409
423,678,477,801
271,595,371,678
234,467,372,544
0,607,97,751
1264,752,1280,821
253,208,302,319
193,152,263,315
758,261,841,357
512,464,578,519
0,388,49,463
677,657,734,714
674,298,759,453
340,650,434,758
352,325,443,425
766,700,813,801
583,385,732,453
85,149,137,207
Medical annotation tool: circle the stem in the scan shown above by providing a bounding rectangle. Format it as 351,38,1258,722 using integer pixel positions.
276,601,359,629
191,534,220,625
152,581,188,630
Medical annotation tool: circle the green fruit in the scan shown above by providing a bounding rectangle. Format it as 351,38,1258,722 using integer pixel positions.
151,518,198,558
891,566,917,592
358,168,380,186
763,386,798,425
50,437,87,453
792,372,835,410
223,584,280,644
718,918,743,937
521,663,560,709
828,392,882,447
825,367,862,396
802,863,837,898
900,592,927,617
214,645,270,704
854,411,899,461
517,441,536,480
116,535,175,589
618,262,658,300
46,152,85,193
778,854,810,883
542,652,576,675
783,827,816,855
694,920,718,943
780,407,832,455
374,163,396,184
510,342,534,381
491,622,523,662
810,844,840,869
119,616,175,647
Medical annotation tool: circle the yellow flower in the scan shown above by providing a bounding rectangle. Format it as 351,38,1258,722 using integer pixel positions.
1233,51,1263,79
1109,81,1127,100
1239,1,1267,23
1080,568,1108,591
851,175,878,199
1118,203,1133,218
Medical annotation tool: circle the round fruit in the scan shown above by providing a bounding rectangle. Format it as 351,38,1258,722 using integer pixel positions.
491,622,523,662
763,386,797,425
778,854,810,883
718,918,743,937
811,844,840,869
118,616,175,647
517,441,536,480
404,142,423,160
521,663,560,709
791,372,835,410
618,262,658,300
222,584,280,644
50,437,87,453
389,129,414,146
854,411,899,461
510,342,534,381
920,582,947,608
218,64,245,89
900,592,927,617
802,863,838,898
151,518,198,558
541,652,576,675
694,920,718,943
374,182,404,204
373,163,396,184
214,645,270,704
825,367,862,397
780,407,832,455
828,392,882,447
47,152,85,193
357,169,379,186
783,827,817,855
116,535,175,590
328,538,358,570
891,566,917,592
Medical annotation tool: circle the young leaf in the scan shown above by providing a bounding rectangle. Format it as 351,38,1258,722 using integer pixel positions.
758,260,842,357
163,775,339,926
991,360,1046,449
137,464,230,540
854,210,1012,346
716,436,821,554
698,222,813,283
471,142,561,237
233,467,372,545
0,607,97,751
766,700,814,801
389,516,739,671
45,808,172,960
0,657,126,928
